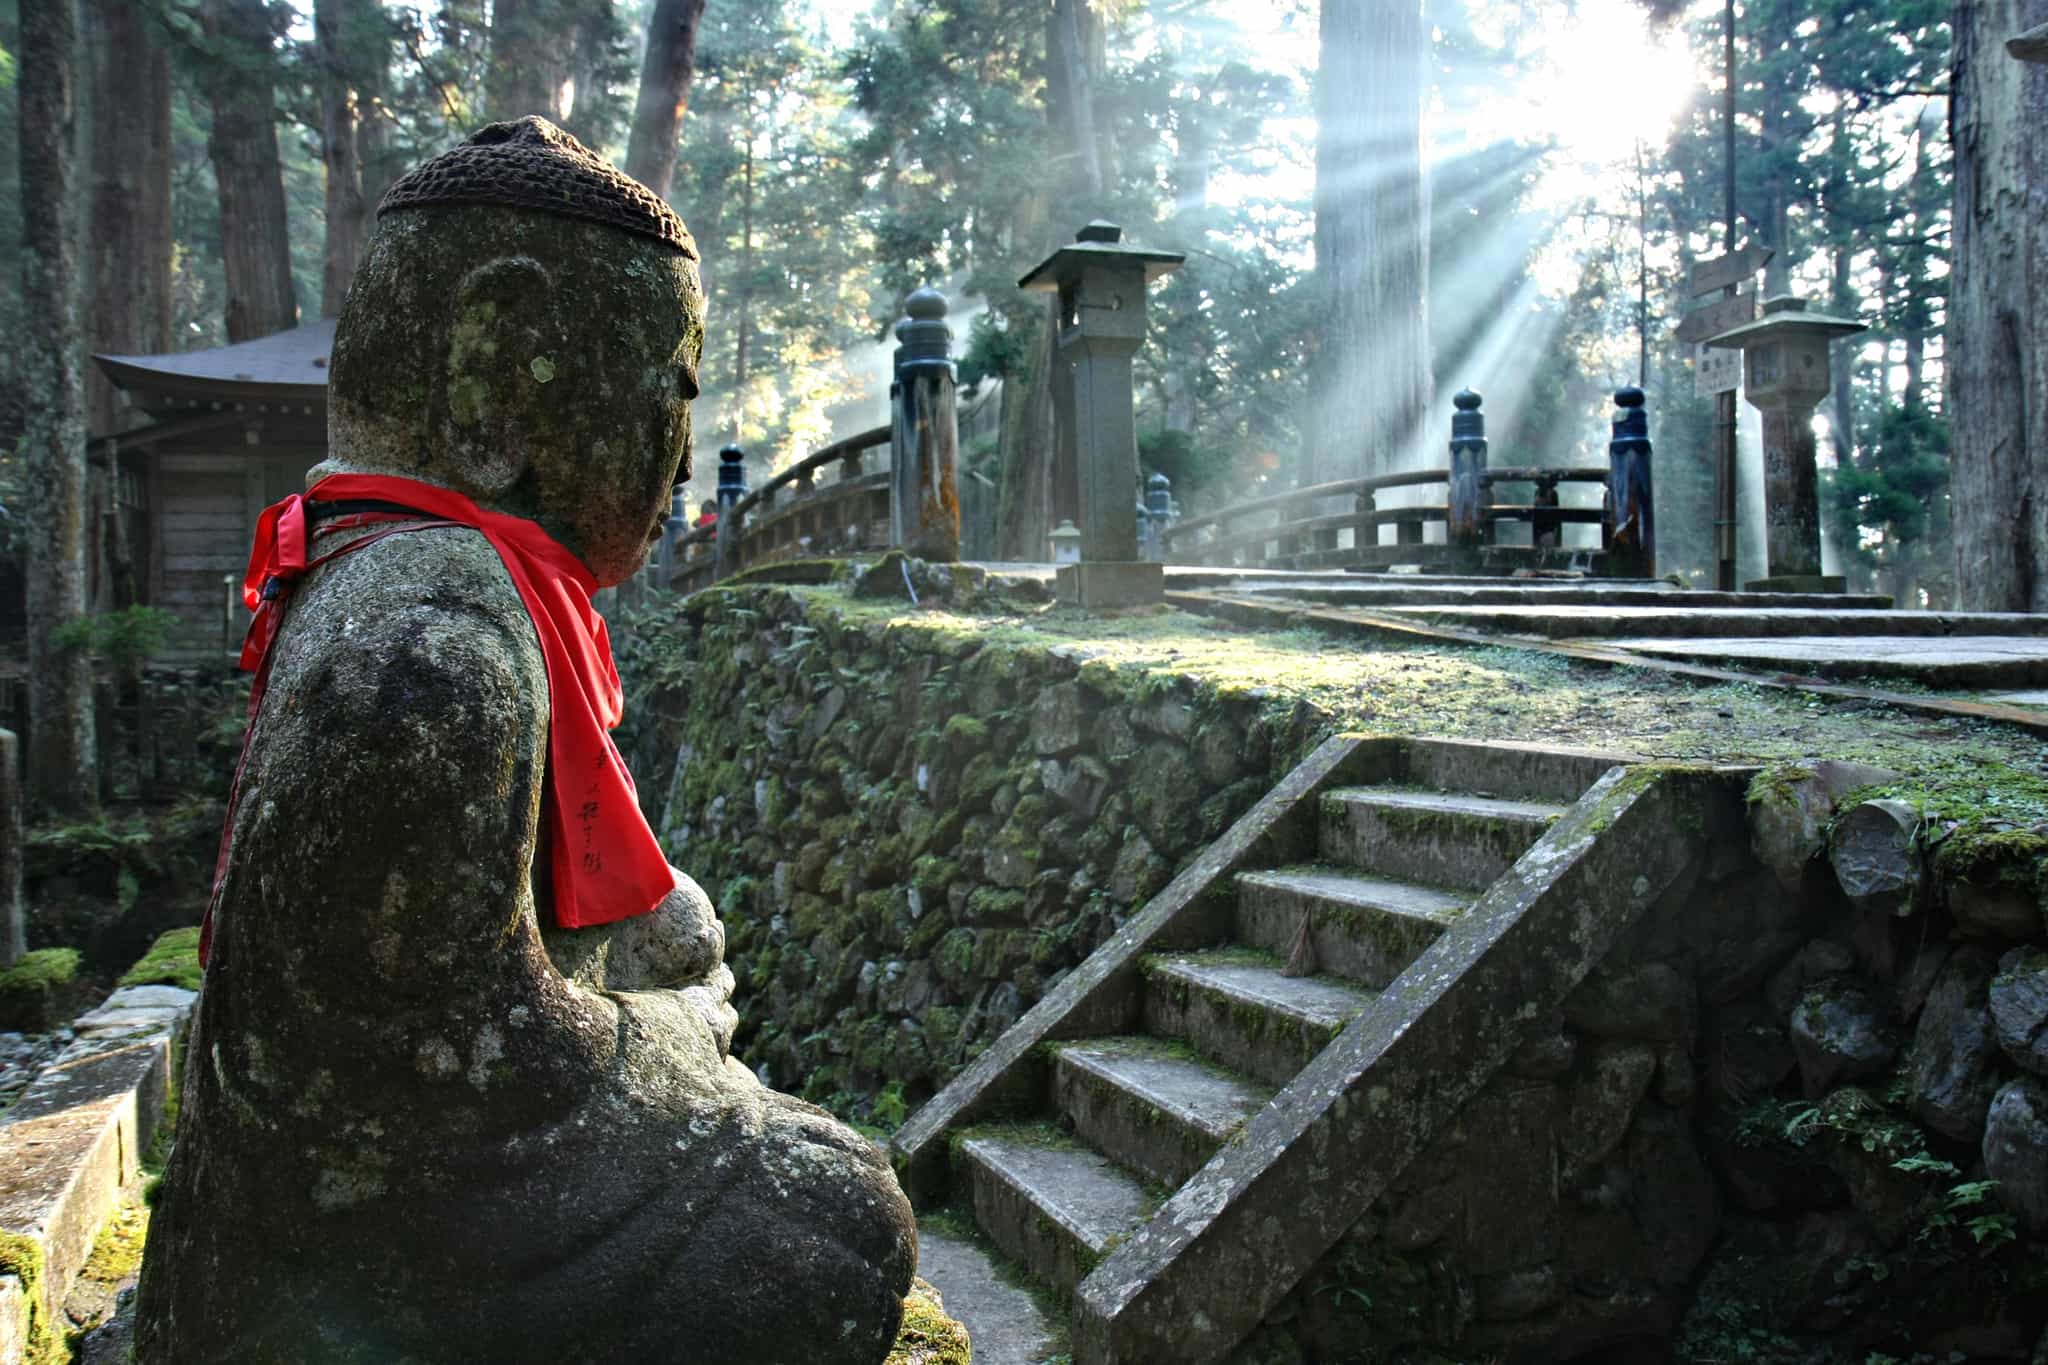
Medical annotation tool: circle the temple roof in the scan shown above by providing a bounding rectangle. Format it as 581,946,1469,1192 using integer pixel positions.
94,319,336,405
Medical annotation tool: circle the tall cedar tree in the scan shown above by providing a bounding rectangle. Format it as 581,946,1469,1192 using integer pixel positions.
316,0,384,316
1949,0,2048,610
1308,0,1432,481
18,0,99,812
625,0,708,198
86,0,173,433
202,0,299,341
485,0,569,121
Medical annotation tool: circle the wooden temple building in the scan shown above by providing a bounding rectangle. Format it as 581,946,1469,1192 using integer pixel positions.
91,320,333,642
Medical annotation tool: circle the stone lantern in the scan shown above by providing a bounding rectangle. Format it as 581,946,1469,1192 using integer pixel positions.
1705,295,1864,590
1019,221,1184,607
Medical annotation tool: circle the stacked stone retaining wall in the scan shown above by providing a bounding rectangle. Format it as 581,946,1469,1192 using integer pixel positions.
641,584,1326,1118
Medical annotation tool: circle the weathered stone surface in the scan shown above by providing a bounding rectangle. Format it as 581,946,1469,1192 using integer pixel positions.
1108,830,1169,905
1703,998,1797,1108
1991,946,2048,1077
1129,740,1202,850
1983,1078,2048,1232
1907,945,2001,1143
1561,1041,1657,1180
1790,979,1897,1095
1564,960,1696,1045
135,144,913,1365
1748,761,1898,890
1827,799,1925,914
1040,755,1110,819
1029,681,1089,757
1935,826,2048,940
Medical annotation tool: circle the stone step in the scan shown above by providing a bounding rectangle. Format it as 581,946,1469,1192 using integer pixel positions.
1397,737,1633,806
1141,950,1375,1087
958,1129,1159,1296
1319,786,1561,889
1051,1037,1274,1189
1234,866,1467,988
1382,603,2048,640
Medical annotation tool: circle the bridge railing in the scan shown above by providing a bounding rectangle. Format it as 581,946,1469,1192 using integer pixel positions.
1160,386,1655,577
1159,465,1613,572
668,425,894,595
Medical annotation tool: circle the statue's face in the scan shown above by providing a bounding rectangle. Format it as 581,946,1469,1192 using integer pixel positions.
533,250,704,586
327,211,705,587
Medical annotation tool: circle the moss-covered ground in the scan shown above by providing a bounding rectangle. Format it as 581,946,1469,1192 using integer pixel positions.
807,590,2048,801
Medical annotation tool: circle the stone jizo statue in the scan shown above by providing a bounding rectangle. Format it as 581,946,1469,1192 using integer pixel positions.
135,118,916,1364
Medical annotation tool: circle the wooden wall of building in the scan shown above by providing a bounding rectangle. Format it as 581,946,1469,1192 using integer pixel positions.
150,450,321,646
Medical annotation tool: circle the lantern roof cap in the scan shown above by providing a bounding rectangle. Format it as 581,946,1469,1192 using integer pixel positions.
1019,221,1185,292
1704,294,1865,348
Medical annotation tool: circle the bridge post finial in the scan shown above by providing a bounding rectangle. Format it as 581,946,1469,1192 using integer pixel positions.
889,286,961,562
1447,389,1488,563
713,443,748,579
1605,386,1655,578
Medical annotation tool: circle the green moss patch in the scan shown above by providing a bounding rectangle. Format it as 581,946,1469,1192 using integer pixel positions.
883,1279,973,1365
118,926,204,993
0,948,82,1032
0,1229,62,1365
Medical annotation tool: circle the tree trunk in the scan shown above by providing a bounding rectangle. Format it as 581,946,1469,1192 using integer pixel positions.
731,132,754,397
623,0,706,199
1948,0,2048,610
1829,245,1856,467
1307,0,1432,482
487,0,571,123
1045,0,1104,204
316,0,365,317
85,0,172,435
991,3,1104,559
19,0,100,815
994,302,1061,562
203,0,299,342
356,1,399,215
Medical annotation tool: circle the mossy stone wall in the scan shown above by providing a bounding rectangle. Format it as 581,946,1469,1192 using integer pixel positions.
639,584,1322,1120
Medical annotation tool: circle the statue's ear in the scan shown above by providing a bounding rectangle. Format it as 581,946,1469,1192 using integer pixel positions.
440,254,560,496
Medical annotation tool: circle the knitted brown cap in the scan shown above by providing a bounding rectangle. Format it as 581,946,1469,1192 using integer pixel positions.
378,116,696,259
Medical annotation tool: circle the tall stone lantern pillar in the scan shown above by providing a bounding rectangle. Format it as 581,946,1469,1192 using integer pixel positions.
1019,221,1184,608
1705,295,1864,590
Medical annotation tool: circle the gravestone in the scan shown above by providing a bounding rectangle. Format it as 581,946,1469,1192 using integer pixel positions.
134,119,916,1364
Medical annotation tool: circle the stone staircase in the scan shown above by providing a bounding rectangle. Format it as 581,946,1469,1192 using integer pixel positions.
893,735,1709,1364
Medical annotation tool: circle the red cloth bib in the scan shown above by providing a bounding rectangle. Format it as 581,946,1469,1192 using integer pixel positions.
205,473,673,964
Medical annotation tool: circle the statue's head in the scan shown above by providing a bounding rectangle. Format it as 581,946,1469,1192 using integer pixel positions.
324,117,702,585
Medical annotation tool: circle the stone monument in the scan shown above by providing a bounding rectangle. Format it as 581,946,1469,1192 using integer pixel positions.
134,119,916,1364
1020,221,1183,608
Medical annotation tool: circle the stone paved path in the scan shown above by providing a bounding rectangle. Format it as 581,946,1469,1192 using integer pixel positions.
914,1228,1064,1365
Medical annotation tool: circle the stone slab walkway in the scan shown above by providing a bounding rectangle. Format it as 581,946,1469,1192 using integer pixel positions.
1599,635,2048,688
1376,605,2048,641
914,1228,1064,1365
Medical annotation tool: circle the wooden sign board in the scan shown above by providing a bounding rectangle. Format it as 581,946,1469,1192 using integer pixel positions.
1694,342,1742,397
1687,243,1774,297
1674,288,1757,344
